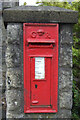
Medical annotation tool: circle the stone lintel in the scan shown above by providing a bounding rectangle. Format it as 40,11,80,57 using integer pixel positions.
3,6,78,23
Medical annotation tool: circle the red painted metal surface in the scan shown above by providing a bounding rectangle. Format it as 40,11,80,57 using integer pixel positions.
23,23,58,113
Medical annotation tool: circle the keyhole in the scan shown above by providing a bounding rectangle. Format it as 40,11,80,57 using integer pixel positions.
35,84,37,88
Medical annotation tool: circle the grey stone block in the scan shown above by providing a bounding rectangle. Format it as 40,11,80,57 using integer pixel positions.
6,113,25,119
6,24,22,68
60,24,73,44
7,24,22,45
3,6,78,23
53,109,71,118
6,89,24,115
6,68,23,89
59,68,73,91
5,44,21,68
23,109,71,118
59,91,72,109
59,44,72,67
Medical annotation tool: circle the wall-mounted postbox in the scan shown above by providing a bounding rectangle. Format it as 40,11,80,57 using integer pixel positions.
23,23,58,113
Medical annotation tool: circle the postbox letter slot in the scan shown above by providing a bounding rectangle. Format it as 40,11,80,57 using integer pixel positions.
27,39,55,44
28,43,54,48
32,100,39,104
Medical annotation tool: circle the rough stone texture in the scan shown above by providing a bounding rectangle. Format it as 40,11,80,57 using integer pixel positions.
7,23,22,45
3,6,78,23
6,24,22,69
2,17,7,90
6,23,23,119
6,23,73,119
0,1,19,119
59,91,72,109
6,24,22,67
59,68,73,91
58,24,73,116
6,89,24,114
6,68,22,89
0,3,3,119
6,44,21,68
60,24,73,44
1,0,19,9
59,45,72,67
1,16,7,120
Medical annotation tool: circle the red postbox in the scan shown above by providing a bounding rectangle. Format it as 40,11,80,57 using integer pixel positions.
23,23,58,113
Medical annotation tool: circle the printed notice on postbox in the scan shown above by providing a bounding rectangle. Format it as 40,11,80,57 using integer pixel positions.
35,57,45,79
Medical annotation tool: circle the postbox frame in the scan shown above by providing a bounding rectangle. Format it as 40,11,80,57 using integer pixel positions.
23,23,58,113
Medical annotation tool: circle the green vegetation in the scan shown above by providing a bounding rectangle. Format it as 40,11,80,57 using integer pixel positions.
36,0,80,119
24,2,27,6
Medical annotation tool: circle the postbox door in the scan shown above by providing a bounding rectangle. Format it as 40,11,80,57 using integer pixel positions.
31,57,51,106
24,23,58,113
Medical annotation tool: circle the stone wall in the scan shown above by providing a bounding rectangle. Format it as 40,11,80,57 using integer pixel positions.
0,4,2,119
6,23,23,118
0,2,78,119
0,1,19,119
5,23,73,119
0,2,7,119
